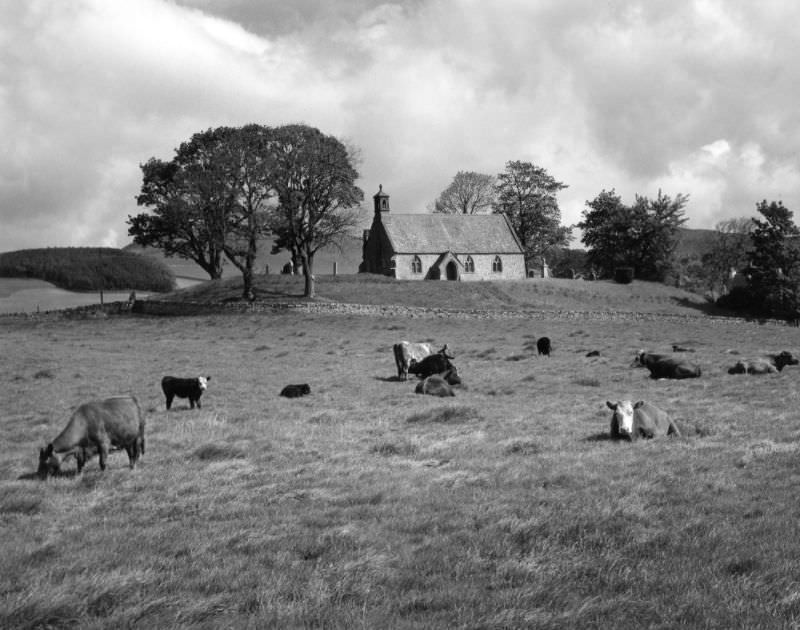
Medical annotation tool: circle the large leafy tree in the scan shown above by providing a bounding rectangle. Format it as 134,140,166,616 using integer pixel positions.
129,127,238,280
704,217,753,294
431,171,496,214
492,160,571,263
579,189,689,281
748,200,800,316
266,124,363,298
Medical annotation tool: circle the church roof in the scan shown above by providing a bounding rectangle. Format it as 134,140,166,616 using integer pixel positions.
380,213,524,254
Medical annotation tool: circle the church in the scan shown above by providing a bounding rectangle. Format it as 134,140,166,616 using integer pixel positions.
359,186,526,281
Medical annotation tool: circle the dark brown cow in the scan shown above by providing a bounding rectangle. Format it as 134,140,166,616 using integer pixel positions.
606,400,680,440
38,396,145,477
393,341,434,380
162,375,209,410
632,351,701,379
415,375,455,397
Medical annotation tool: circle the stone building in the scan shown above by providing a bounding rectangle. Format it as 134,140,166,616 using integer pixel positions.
360,186,526,281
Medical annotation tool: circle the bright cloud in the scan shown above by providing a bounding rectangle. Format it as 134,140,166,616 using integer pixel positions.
2,0,800,252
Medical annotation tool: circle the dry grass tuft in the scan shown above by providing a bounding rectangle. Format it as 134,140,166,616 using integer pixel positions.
405,405,482,424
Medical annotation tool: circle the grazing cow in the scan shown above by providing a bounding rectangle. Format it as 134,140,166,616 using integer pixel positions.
632,351,701,379
415,375,455,397
38,396,145,478
409,352,454,379
606,400,680,441
162,375,209,410
537,337,551,356
280,383,311,398
393,341,435,380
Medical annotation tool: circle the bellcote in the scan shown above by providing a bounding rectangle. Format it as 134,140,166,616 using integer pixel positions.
373,184,390,215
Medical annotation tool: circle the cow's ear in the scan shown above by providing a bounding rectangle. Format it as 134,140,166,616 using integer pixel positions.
606,401,616,410
633,400,645,409
206,376,211,381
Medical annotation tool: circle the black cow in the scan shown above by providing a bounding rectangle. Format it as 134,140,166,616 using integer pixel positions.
162,376,209,410
537,337,551,356
408,352,454,379
280,383,311,398
772,351,799,371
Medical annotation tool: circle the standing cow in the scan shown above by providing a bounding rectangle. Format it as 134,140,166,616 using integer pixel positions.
38,395,145,478
393,341,435,380
162,375,210,410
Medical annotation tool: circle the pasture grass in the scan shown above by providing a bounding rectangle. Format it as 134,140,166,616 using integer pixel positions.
3,286,800,627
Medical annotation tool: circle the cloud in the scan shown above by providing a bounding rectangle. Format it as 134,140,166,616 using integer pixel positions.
2,0,800,253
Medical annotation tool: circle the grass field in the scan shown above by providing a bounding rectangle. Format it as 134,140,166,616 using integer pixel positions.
3,277,800,628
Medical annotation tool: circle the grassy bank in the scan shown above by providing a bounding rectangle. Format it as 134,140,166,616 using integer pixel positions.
2,288,800,627
0,247,175,292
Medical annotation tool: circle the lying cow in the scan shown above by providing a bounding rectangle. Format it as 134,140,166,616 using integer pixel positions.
38,395,145,478
280,383,311,398
415,375,455,397
632,351,701,379
728,351,799,375
606,400,680,440
393,341,435,380
162,375,209,410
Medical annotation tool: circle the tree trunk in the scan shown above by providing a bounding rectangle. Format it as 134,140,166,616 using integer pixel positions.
302,252,315,298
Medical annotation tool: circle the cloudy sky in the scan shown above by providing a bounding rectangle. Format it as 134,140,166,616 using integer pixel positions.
3,0,800,252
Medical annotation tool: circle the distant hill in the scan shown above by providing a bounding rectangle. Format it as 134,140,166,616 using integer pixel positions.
125,234,364,281
0,247,175,292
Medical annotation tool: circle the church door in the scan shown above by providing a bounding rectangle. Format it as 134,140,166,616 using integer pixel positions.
445,261,459,281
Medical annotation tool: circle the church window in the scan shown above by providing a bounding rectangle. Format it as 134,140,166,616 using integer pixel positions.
464,256,475,273
492,256,503,273
412,255,422,274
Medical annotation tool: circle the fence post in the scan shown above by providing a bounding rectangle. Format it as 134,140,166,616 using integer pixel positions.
333,261,338,276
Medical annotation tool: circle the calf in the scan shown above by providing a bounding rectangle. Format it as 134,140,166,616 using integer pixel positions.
415,375,455,397
408,352,454,379
280,383,311,398
393,341,435,380
38,396,145,478
537,337,551,356
162,375,209,410
606,400,680,441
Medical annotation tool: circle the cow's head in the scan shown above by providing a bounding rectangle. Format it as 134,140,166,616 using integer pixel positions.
607,400,635,439
630,350,647,368
774,351,799,371
198,376,210,390
37,444,60,479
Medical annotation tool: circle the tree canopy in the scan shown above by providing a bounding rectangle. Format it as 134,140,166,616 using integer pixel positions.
128,123,363,298
492,160,570,263
430,171,496,215
579,189,689,281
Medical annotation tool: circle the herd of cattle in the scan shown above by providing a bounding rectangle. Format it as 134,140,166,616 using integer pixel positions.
35,337,800,477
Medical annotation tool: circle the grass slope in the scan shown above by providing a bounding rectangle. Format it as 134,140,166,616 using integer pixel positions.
2,283,799,628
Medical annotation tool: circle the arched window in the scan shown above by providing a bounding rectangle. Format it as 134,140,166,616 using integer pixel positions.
492,256,503,273
411,255,422,274
464,256,475,273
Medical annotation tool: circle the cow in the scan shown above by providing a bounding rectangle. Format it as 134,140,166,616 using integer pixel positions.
393,341,435,380
409,351,454,380
632,351,701,379
38,395,145,478
441,366,462,386
606,400,680,441
586,350,600,357
537,337,551,356
162,375,209,410
280,383,311,398
415,375,455,397
728,352,799,375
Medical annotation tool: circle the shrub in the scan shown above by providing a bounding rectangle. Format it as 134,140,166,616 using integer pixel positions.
614,267,634,284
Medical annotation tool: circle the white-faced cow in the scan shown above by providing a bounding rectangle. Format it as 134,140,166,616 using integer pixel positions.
162,375,209,410
632,351,701,379
393,341,435,381
606,400,680,441
38,395,145,478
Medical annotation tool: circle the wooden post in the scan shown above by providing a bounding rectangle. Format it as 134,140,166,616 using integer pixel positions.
333,261,338,276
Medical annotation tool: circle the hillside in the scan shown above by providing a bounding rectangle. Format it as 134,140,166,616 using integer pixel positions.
0,247,175,292
125,234,364,282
